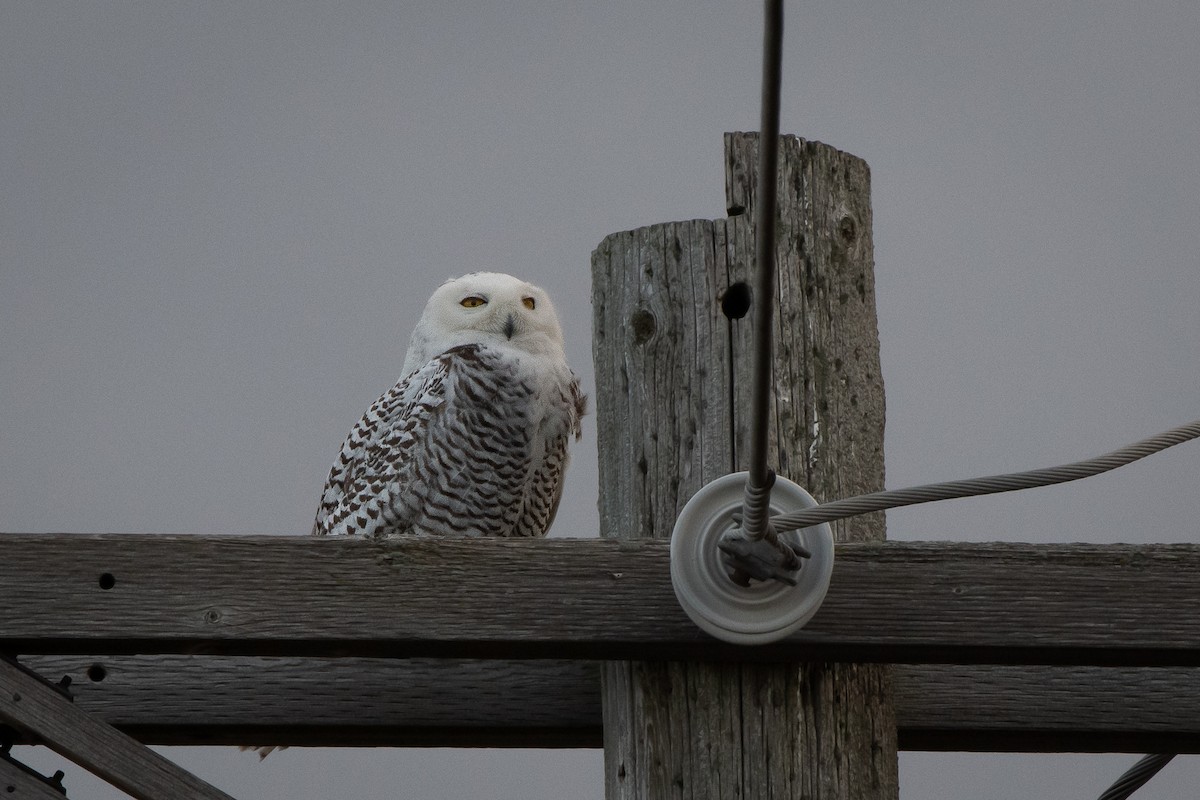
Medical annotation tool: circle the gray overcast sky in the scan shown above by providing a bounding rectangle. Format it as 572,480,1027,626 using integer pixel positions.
2,1,1198,798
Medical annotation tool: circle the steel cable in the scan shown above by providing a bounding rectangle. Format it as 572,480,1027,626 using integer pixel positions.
1096,754,1175,800
771,418,1200,532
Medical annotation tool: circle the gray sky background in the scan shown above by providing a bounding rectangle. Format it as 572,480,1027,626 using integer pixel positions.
2,1,1198,798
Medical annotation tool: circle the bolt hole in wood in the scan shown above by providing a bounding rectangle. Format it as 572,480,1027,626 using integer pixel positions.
87,664,107,682
98,572,116,590
630,309,656,345
721,282,751,319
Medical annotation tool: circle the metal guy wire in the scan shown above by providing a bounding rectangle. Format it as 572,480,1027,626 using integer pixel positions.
769,418,1200,532
1096,754,1175,800
740,0,785,544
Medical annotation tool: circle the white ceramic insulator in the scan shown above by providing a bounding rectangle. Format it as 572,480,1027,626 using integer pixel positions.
669,472,835,645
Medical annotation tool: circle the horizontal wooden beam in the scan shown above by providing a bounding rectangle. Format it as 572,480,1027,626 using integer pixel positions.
897,663,1200,754
3,535,1200,666
11,655,1200,754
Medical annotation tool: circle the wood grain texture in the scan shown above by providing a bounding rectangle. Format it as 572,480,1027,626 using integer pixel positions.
10,657,1200,753
593,133,896,800
0,657,233,800
19,656,599,749
3,535,1200,665
897,665,1200,753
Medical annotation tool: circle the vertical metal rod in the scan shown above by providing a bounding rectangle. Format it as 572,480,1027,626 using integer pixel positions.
742,0,785,541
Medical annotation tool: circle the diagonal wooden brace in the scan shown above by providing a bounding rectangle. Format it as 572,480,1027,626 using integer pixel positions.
0,745,69,799
0,657,234,800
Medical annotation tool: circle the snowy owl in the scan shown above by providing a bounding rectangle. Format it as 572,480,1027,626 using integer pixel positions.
312,271,586,540
247,273,584,757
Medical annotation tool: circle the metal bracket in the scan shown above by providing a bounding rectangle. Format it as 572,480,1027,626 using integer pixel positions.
1,736,69,797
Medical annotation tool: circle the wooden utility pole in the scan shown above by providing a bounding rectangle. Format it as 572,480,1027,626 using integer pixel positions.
592,132,896,799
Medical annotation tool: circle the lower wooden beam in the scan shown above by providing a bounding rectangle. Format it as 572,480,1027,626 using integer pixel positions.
22,656,600,750
15,655,1200,754
900,664,1200,753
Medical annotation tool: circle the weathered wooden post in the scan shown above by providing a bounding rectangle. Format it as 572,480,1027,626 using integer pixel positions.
592,132,896,799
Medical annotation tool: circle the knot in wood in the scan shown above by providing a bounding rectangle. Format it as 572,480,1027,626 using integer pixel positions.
838,214,858,246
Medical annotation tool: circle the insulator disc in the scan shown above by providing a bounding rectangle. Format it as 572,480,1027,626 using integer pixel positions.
669,472,835,645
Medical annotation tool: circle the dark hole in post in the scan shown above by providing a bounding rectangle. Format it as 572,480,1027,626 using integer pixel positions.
98,573,116,590
87,664,107,683
721,282,752,319
630,309,657,345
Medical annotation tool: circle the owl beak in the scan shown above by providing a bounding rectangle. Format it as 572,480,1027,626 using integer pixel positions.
503,313,517,339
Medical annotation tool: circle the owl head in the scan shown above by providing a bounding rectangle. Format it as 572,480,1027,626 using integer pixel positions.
401,272,568,376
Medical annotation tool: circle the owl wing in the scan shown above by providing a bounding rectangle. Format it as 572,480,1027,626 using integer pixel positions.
311,351,453,537
522,376,587,536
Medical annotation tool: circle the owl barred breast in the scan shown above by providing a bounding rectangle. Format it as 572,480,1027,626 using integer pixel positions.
313,272,585,539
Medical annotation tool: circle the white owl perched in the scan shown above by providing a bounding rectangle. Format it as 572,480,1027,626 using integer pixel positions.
248,273,583,757
313,272,586,540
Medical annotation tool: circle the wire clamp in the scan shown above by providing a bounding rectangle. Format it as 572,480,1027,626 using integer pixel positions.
670,472,835,645
717,527,806,587
721,469,811,586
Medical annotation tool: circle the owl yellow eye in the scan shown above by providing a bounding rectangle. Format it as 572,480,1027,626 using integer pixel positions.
460,296,486,308
522,297,536,310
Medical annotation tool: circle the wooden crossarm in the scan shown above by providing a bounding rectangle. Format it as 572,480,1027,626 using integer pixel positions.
2,534,1199,666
